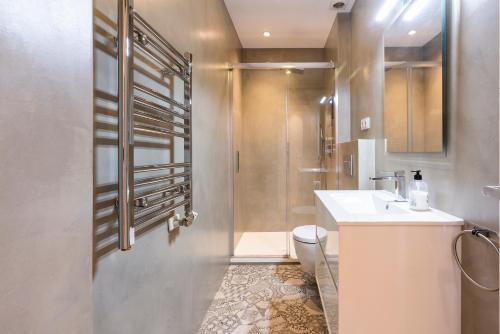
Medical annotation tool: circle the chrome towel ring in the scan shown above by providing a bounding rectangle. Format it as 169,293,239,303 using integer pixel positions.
453,228,499,292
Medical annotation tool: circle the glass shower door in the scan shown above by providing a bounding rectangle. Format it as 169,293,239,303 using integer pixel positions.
233,69,289,257
286,69,328,259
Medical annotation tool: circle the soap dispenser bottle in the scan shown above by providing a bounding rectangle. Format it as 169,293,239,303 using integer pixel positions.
409,170,429,211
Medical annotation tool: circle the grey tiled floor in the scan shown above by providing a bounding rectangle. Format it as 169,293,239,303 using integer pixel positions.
198,264,328,334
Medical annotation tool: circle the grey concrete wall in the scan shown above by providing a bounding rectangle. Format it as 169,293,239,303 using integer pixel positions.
335,0,499,332
92,1,241,333
0,1,94,333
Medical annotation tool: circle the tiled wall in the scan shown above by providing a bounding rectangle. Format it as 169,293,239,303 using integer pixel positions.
0,1,94,332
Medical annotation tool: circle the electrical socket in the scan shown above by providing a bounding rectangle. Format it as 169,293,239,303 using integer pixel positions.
361,117,371,131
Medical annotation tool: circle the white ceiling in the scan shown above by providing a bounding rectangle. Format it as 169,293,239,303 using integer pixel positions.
224,0,355,49
385,0,442,47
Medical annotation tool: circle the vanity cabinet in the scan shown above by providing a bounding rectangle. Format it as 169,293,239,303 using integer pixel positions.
315,190,463,334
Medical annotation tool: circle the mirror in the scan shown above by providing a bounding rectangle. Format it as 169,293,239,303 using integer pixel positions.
383,0,445,153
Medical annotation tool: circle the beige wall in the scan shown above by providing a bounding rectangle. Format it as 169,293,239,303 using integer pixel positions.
0,1,94,333
324,14,352,189
238,68,287,232
92,1,241,333
325,14,352,145
334,0,499,332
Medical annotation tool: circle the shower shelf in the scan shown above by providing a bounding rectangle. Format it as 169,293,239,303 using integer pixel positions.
117,0,194,250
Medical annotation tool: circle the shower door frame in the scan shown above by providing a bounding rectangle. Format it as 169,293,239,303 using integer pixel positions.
230,62,335,262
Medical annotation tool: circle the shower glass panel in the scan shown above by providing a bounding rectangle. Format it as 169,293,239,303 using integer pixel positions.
234,69,288,257
233,66,330,258
287,69,326,259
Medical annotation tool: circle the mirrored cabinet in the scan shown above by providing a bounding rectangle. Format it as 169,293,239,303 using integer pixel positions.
383,0,446,153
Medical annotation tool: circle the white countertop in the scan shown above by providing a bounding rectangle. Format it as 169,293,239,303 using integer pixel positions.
315,190,464,226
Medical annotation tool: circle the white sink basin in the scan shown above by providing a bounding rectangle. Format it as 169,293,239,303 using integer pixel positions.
315,190,463,226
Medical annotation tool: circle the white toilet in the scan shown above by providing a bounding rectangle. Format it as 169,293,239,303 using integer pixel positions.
292,225,328,275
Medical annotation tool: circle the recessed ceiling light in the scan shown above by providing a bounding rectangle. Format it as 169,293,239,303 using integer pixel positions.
263,31,271,37
285,70,292,75
408,30,417,35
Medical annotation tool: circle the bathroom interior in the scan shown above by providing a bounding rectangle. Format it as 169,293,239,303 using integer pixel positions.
1,0,499,333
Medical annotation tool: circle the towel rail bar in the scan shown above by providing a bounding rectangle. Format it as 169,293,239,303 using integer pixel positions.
134,122,190,138
136,191,190,214
134,181,191,202
134,162,190,173
132,12,189,66
133,39,188,81
135,171,191,187
117,0,194,250
117,0,134,250
135,193,191,218
134,82,190,112
134,110,189,129
134,96,190,120
135,199,191,227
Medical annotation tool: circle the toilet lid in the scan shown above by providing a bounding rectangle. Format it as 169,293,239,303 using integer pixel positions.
293,225,328,244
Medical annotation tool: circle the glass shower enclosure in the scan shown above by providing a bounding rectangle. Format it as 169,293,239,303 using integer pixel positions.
232,63,335,259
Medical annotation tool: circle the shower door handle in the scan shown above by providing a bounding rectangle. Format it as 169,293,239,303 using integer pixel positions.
236,151,240,173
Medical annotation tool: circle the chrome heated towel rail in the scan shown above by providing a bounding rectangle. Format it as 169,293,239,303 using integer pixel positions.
118,0,194,250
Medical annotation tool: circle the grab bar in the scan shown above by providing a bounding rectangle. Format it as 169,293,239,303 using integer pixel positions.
453,227,499,292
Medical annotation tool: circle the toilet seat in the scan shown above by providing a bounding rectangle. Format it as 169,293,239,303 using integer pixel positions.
293,225,327,244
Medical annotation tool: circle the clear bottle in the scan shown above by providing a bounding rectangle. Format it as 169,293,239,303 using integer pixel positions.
409,170,429,211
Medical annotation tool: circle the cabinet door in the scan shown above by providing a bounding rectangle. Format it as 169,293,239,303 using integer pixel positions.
316,241,338,334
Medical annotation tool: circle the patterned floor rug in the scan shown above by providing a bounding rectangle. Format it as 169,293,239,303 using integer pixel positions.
198,264,328,334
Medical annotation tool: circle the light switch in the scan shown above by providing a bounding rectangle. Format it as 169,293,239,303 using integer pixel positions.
361,117,371,131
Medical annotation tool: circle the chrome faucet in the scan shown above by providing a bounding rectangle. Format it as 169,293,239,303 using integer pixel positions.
370,170,407,202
